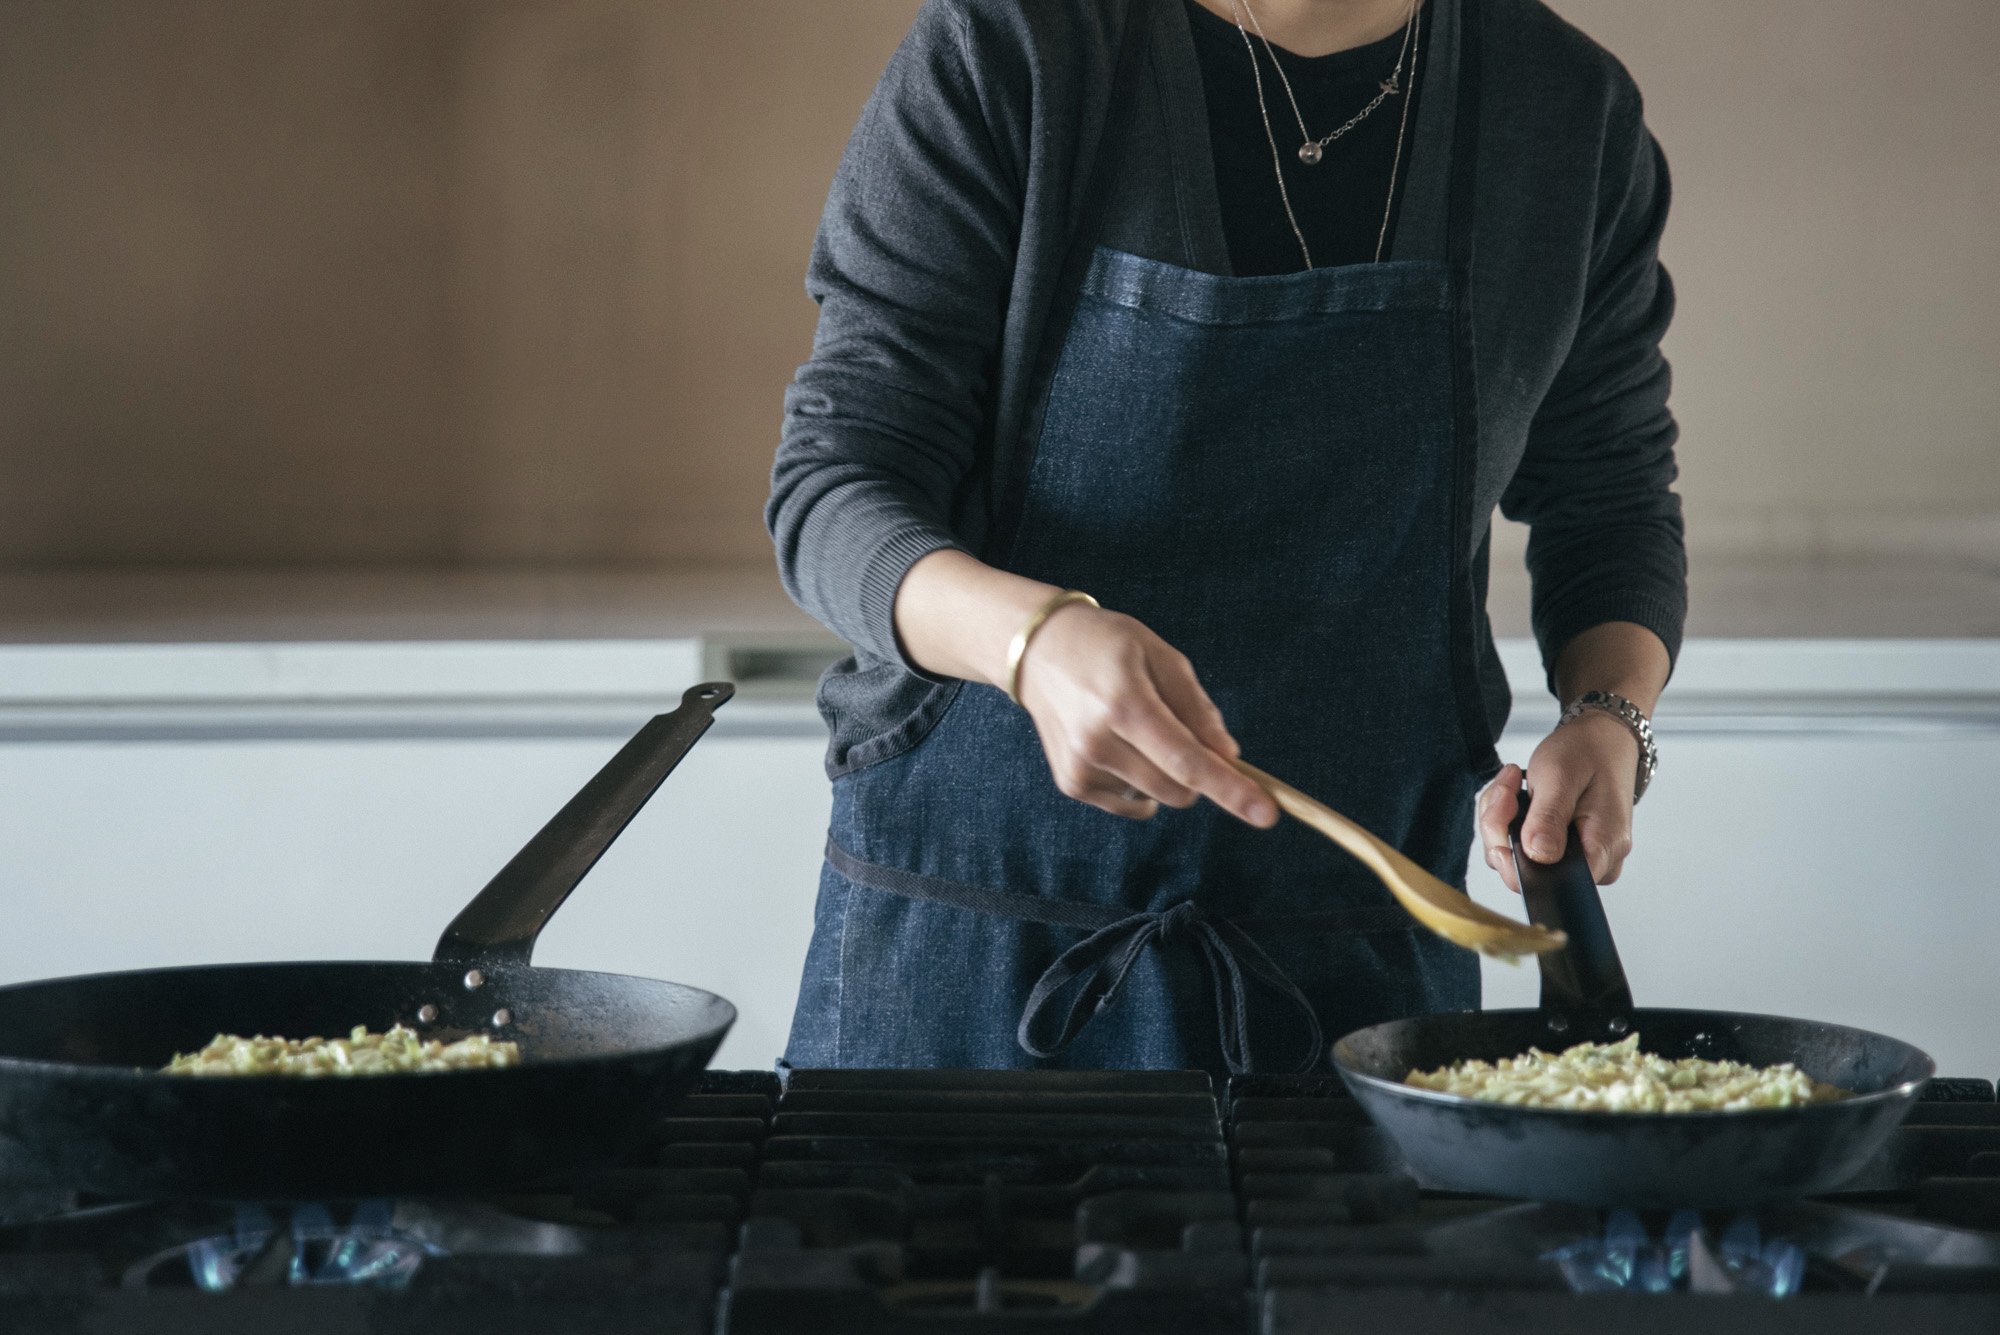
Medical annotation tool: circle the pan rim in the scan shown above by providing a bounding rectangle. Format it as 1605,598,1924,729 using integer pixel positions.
0,958,737,1085
1332,1005,1936,1123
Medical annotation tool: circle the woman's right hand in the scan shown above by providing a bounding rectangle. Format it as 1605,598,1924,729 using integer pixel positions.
893,549,1276,827
1014,602,1278,827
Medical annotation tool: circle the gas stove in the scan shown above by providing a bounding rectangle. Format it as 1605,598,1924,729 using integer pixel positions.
3,1068,1999,1333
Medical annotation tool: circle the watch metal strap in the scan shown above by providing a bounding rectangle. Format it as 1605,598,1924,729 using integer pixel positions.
1560,690,1658,804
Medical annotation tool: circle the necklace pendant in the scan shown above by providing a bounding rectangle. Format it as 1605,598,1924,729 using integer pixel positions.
1381,76,1400,95
1297,141,1324,166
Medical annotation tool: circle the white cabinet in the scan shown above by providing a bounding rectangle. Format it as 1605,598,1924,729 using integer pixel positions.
1471,729,2000,1082
0,732,830,1070
2,637,1997,1080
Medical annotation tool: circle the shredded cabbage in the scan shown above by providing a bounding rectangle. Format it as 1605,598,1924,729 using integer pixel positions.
162,1024,520,1077
1404,1032,1846,1112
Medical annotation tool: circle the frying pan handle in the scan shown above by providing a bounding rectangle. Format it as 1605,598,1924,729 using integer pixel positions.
1508,787,1636,1030
433,681,735,967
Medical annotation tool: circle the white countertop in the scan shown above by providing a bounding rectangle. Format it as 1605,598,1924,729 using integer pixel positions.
0,566,830,645
2,556,1998,643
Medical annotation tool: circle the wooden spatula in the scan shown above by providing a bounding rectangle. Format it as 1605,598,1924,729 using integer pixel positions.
1234,760,1565,960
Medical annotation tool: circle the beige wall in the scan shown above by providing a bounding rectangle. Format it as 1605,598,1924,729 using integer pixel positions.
1,2,465,563
0,0,1994,568
0,0,922,566
1551,0,2000,563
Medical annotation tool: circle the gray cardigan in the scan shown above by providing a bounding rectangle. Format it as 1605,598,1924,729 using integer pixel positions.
768,0,1686,775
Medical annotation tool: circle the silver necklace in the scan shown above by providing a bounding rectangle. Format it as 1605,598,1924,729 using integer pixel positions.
1224,0,1423,269
1239,0,1418,167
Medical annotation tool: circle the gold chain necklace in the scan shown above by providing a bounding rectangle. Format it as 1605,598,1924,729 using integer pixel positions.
1223,0,1423,268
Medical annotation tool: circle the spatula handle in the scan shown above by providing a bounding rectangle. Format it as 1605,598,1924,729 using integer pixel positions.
1508,788,1635,1030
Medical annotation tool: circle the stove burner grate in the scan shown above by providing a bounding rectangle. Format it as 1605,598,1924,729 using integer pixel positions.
0,1068,1998,1332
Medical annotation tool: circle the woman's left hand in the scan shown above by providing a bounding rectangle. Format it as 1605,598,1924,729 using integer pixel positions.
1475,710,1641,891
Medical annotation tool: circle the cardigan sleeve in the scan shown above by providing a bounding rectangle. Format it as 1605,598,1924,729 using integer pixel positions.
765,1,1030,670
1499,89,1689,692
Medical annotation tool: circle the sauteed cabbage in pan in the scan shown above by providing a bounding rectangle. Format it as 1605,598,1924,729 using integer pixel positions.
162,1025,520,1076
1404,1033,1847,1112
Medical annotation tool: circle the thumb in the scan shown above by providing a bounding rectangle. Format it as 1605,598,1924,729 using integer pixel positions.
1518,772,1580,865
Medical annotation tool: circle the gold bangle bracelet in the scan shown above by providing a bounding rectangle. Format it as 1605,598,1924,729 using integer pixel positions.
1004,590,1099,706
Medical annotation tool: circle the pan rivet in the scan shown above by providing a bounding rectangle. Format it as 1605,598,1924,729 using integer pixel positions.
417,1004,438,1024
492,1008,512,1027
1608,1016,1630,1035
1548,1015,1569,1034
463,969,485,990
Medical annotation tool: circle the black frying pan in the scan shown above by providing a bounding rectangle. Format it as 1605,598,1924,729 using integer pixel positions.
1333,790,1934,1208
0,683,740,1200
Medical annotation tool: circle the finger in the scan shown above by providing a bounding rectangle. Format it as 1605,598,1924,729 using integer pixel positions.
1050,755,1161,819
1572,780,1634,884
1119,673,1276,827
1476,765,1522,853
1477,765,1524,892
1046,750,1160,820
1141,651,1273,824
1075,779,1162,821
1517,766,1582,865
1083,734,1199,809
1148,643,1241,760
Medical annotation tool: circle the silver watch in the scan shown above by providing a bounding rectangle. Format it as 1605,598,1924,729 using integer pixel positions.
1559,690,1657,803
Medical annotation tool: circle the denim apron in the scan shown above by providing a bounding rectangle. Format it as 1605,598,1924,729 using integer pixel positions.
785,245,1483,1078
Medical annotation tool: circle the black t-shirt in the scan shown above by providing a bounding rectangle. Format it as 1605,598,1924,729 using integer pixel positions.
1184,0,1428,274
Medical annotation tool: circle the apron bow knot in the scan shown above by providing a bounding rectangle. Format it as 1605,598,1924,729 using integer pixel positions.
1016,899,1324,1075
1154,899,1203,943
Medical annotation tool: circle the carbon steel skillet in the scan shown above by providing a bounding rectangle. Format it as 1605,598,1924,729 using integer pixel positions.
0,683,739,1199
1332,791,1934,1208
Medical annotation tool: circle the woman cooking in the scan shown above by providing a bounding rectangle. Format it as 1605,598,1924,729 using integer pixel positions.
767,0,1684,1076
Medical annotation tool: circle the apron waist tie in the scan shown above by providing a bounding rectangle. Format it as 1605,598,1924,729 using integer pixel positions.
825,838,1406,1075
1016,899,1323,1075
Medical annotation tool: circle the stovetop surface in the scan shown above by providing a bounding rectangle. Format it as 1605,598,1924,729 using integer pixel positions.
4,1067,2000,1333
